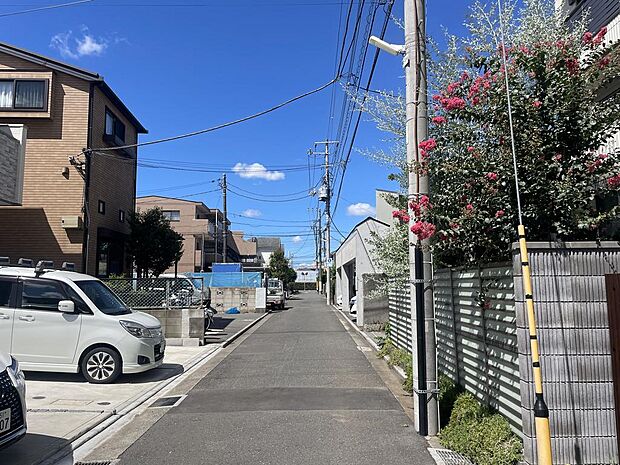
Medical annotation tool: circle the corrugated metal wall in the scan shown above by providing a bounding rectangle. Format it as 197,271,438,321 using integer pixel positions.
388,265,522,432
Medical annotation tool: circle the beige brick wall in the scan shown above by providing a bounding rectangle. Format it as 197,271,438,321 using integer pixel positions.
86,86,138,276
0,52,89,268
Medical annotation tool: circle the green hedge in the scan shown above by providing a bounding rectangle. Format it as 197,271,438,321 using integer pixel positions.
440,392,522,465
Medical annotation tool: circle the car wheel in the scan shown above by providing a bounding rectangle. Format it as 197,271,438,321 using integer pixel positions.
81,347,122,384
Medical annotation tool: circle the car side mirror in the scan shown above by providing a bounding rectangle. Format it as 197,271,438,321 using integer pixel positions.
58,300,76,313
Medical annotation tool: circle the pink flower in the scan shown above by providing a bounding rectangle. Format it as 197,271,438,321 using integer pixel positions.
599,56,611,69
460,71,470,82
441,96,466,111
392,209,410,223
432,94,442,101
607,174,620,189
593,26,608,45
553,153,562,162
447,82,460,95
583,31,593,44
495,210,505,218
419,138,437,152
432,116,447,125
465,204,474,213
486,172,499,181
519,46,530,54
599,153,609,160
467,146,476,153
409,195,431,217
410,221,436,240
532,100,542,108
566,58,579,75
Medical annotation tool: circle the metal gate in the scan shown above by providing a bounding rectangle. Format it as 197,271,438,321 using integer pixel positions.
606,273,620,455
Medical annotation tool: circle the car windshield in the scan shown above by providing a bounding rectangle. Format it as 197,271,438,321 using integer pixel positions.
75,280,132,315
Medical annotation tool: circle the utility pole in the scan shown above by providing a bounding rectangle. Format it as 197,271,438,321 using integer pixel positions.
369,0,438,436
309,140,338,306
405,0,438,437
317,209,323,294
221,173,228,263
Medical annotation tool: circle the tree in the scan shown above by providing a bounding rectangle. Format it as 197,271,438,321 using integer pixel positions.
128,207,184,277
268,249,297,285
353,0,620,272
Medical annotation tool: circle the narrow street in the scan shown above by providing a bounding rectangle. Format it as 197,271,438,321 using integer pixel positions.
113,293,434,465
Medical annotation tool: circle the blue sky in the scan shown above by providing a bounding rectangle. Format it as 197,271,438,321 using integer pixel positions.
2,0,472,267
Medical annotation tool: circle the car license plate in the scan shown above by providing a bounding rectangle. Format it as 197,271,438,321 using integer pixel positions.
0,408,11,434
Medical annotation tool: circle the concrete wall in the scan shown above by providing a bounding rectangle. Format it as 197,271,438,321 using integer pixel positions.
514,242,620,465
210,287,260,313
139,307,205,346
0,125,24,206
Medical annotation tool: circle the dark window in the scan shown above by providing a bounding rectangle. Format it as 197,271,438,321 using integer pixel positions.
119,210,125,223
0,279,14,307
104,108,126,143
21,279,67,311
98,200,106,215
0,79,47,110
162,210,180,221
75,280,131,315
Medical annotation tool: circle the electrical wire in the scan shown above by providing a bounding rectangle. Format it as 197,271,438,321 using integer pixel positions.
226,180,320,198
0,0,92,18
227,187,310,203
88,77,340,154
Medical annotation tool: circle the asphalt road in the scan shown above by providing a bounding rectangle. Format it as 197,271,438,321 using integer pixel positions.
117,292,434,465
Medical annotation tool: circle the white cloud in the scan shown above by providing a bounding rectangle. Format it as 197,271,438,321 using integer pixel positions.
232,163,285,181
242,208,262,218
292,235,302,243
50,27,110,59
347,202,376,217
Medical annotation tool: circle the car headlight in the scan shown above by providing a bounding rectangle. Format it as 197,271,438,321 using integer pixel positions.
7,356,26,398
120,320,154,338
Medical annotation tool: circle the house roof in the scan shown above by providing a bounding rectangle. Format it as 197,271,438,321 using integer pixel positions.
0,41,147,134
333,216,390,256
136,195,204,206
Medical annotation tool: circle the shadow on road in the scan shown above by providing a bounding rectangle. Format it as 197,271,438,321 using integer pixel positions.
24,363,184,384
0,432,73,465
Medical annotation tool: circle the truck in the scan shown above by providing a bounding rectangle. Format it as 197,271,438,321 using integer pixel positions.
266,278,285,309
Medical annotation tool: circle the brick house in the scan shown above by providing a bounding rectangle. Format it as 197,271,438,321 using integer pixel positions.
136,196,234,273
0,42,147,276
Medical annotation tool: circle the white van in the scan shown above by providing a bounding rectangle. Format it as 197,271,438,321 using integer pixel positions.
0,265,165,384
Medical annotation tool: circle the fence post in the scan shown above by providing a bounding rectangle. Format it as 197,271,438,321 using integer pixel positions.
165,279,170,310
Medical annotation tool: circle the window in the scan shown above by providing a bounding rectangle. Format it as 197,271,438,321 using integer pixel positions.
75,280,131,316
0,79,47,110
104,108,126,143
0,279,14,307
98,200,106,215
162,210,181,221
196,237,202,250
21,279,67,311
119,210,125,223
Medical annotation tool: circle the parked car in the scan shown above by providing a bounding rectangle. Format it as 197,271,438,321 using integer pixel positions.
0,350,26,450
0,263,165,384
267,278,285,309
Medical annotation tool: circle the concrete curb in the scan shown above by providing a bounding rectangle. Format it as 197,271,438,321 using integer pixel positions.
222,312,271,348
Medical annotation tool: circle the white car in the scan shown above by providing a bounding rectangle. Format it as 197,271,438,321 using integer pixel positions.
0,350,26,449
0,264,165,384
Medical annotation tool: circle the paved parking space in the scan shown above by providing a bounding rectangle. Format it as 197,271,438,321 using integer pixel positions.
204,311,265,345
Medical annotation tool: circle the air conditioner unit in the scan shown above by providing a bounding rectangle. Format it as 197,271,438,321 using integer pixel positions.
61,216,83,229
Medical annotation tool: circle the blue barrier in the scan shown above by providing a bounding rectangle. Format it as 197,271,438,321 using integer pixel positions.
187,272,263,288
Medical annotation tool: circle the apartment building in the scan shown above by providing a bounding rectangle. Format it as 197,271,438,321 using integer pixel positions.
136,196,233,272
229,231,260,269
0,42,147,276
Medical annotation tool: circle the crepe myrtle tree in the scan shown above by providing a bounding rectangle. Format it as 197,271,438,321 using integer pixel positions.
420,0,620,266
362,0,620,271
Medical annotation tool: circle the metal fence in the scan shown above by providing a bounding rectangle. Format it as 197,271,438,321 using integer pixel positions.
103,277,207,309
388,264,522,432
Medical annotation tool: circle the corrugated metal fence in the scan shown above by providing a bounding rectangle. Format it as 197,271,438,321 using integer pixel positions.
388,264,522,432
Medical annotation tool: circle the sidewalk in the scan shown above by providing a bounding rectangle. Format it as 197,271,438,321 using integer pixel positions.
115,293,435,465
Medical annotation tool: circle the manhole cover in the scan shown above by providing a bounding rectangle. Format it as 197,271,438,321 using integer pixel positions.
428,448,474,465
149,395,186,408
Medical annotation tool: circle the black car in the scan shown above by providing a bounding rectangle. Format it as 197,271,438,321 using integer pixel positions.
0,352,27,450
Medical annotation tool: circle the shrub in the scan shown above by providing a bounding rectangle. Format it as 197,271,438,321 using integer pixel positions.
377,339,413,393
440,392,522,465
438,374,463,427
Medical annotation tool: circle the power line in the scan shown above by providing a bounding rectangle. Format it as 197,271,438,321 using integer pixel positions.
0,0,92,18
88,77,339,154
332,0,393,216
226,180,319,198
229,213,314,224
137,179,218,195
227,186,310,203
